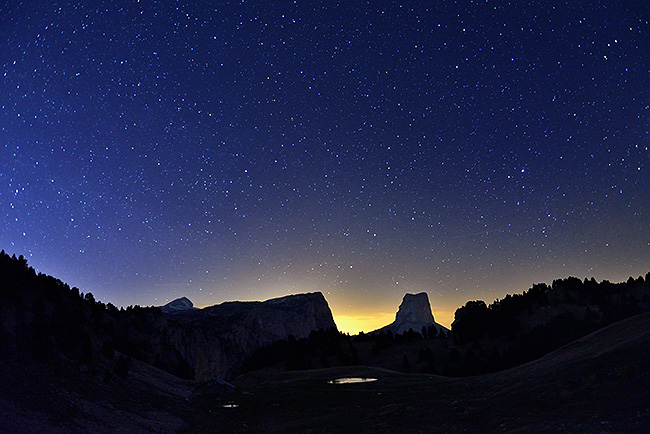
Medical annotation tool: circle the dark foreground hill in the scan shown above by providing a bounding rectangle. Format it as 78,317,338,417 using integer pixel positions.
0,351,194,434
3,311,647,433
193,312,650,433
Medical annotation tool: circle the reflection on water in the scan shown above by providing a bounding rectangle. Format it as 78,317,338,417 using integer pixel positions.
328,377,378,384
220,403,239,408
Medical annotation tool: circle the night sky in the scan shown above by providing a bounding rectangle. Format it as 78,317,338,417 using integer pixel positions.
2,1,650,333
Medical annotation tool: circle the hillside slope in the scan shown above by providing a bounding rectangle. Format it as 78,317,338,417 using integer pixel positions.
202,312,650,433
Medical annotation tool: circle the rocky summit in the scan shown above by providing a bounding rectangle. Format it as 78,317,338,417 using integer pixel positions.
375,292,448,335
159,296,196,313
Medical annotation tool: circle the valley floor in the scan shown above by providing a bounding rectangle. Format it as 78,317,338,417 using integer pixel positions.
184,310,650,432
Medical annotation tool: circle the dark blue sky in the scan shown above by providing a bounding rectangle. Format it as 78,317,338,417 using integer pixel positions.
2,1,649,331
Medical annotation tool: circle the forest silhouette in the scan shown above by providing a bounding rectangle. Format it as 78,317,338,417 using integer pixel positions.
2,249,649,379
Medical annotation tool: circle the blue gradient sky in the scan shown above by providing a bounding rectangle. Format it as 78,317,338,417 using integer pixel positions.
2,1,649,332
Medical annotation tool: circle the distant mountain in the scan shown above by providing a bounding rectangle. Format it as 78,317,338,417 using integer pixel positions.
4,247,650,383
159,296,196,313
0,250,337,381
373,292,449,335
159,292,337,380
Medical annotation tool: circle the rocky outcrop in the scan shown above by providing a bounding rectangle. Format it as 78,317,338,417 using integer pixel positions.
374,292,448,335
160,296,195,313
164,292,337,380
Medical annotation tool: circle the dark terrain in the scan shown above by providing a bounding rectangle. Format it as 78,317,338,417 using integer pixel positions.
2,311,648,433
197,312,650,433
1,250,649,433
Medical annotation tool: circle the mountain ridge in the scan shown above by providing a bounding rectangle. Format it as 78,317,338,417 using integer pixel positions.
159,291,337,380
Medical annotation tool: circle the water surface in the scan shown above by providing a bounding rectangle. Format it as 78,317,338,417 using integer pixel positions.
328,377,377,384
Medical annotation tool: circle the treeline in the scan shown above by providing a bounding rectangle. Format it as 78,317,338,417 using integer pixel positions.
4,249,649,380
0,250,192,379
449,274,650,374
242,327,358,372
244,274,650,377
242,325,451,374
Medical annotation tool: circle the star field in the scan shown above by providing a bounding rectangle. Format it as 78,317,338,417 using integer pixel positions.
2,1,650,332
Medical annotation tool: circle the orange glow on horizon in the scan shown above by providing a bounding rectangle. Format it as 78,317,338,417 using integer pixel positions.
333,310,455,335
333,312,395,335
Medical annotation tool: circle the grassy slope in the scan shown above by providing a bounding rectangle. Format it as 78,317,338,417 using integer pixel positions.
0,355,194,434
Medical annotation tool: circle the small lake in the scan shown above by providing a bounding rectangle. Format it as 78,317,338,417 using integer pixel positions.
327,377,378,384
